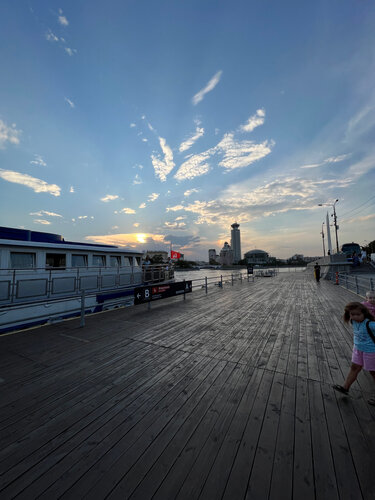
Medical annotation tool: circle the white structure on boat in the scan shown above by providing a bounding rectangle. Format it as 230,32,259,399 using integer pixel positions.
231,222,241,263
220,242,234,266
0,227,172,333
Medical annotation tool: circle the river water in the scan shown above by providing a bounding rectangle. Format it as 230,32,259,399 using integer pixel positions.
174,267,307,284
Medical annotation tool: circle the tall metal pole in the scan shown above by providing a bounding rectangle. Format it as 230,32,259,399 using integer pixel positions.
332,199,339,253
321,222,326,257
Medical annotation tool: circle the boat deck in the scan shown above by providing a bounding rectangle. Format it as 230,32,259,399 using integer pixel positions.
1,272,374,499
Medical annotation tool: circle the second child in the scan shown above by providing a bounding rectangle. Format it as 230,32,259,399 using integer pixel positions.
333,302,375,405
362,290,375,317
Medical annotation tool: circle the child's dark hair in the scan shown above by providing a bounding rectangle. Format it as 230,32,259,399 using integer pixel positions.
343,302,375,323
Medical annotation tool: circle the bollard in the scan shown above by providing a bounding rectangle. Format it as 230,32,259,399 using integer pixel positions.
221,275,223,288
80,289,85,328
335,272,339,285
231,274,234,286
205,276,208,294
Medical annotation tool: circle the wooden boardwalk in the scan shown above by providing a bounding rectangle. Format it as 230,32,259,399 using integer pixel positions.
0,272,374,499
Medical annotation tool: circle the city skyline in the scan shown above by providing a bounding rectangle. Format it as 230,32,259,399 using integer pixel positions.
1,1,374,260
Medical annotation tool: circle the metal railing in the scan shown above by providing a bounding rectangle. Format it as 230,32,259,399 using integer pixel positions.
174,269,278,295
327,271,374,297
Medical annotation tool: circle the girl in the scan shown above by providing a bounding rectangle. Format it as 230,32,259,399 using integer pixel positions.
362,290,375,317
333,302,375,405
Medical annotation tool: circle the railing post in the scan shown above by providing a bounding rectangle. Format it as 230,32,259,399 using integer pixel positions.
80,289,85,328
240,272,242,284
183,279,186,300
205,276,208,294
345,274,348,290
220,275,223,288
231,273,234,286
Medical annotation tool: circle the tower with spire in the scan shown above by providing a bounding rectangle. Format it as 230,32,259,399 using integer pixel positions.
231,222,241,263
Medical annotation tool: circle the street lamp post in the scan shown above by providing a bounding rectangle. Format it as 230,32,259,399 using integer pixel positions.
321,222,326,257
318,199,339,254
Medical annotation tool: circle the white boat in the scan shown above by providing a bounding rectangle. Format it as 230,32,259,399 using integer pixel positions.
0,227,173,333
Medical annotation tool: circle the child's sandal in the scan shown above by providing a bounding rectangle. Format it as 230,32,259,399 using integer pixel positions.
332,384,349,395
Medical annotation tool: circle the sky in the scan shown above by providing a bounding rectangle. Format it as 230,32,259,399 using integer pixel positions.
0,0,374,261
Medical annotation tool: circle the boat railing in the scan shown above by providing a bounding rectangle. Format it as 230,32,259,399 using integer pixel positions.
0,263,173,305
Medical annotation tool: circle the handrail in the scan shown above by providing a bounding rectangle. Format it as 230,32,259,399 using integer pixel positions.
327,271,374,297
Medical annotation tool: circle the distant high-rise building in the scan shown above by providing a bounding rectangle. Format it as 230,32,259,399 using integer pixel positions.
208,249,218,263
231,222,241,263
220,242,233,266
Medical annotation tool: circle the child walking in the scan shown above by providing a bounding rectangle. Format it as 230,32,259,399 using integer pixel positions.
362,290,375,317
333,302,375,405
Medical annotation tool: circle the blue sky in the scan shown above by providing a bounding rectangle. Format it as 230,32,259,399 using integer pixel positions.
0,0,374,260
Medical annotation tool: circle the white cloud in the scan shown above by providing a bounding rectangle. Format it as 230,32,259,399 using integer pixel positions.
217,133,273,170
179,127,204,152
148,193,160,202
100,194,119,202
0,120,21,148
166,204,185,212
240,109,265,133
139,202,146,209
130,123,136,128
164,221,186,229
174,150,212,181
58,15,69,26
29,210,62,217
64,97,75,108
184,188,199,197
117,207,136,214
133,174,142,185
78,215,88,219
300,154,350,169
0,169,61,196
46,29,59,42
65,47,77,56
151,137,175,182
147,122,154,131
192,70,222,106
142,138,148,142
33,219,51,225
30,154,47,167
133,222,140,227
69,186,75,193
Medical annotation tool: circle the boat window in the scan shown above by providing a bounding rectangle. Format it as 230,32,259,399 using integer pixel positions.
46,253,66,269
93,255,106,267
134,257,141,267
123,256,132,266
72,254,88,267
110,256,121,267
10,252,36,269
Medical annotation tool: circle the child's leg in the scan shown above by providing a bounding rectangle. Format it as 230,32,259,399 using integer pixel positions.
368,371,375,405
342,363,362,390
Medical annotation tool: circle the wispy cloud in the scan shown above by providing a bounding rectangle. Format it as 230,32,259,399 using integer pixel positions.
0,169,61,196
217,134,273,170
69,186,75,193
33,219,51,225
64,97,75,108
300,154,351,169
240,109,265,133
139,202,146,209
0,120,21,148
29,210,62,217
151,137,175,181
133,174,142,185
100,194,119,202
148,193,160,202
115,207,136,214
64,47,77,56
130,123,136,128
166,204,185,212
58,9,69,26
192,70,222,106
30,154,47,167
174,150,213,181
133,222,140,227
164,221,186,229
179,127,204,152
184,188,199,197
45,29,59,42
